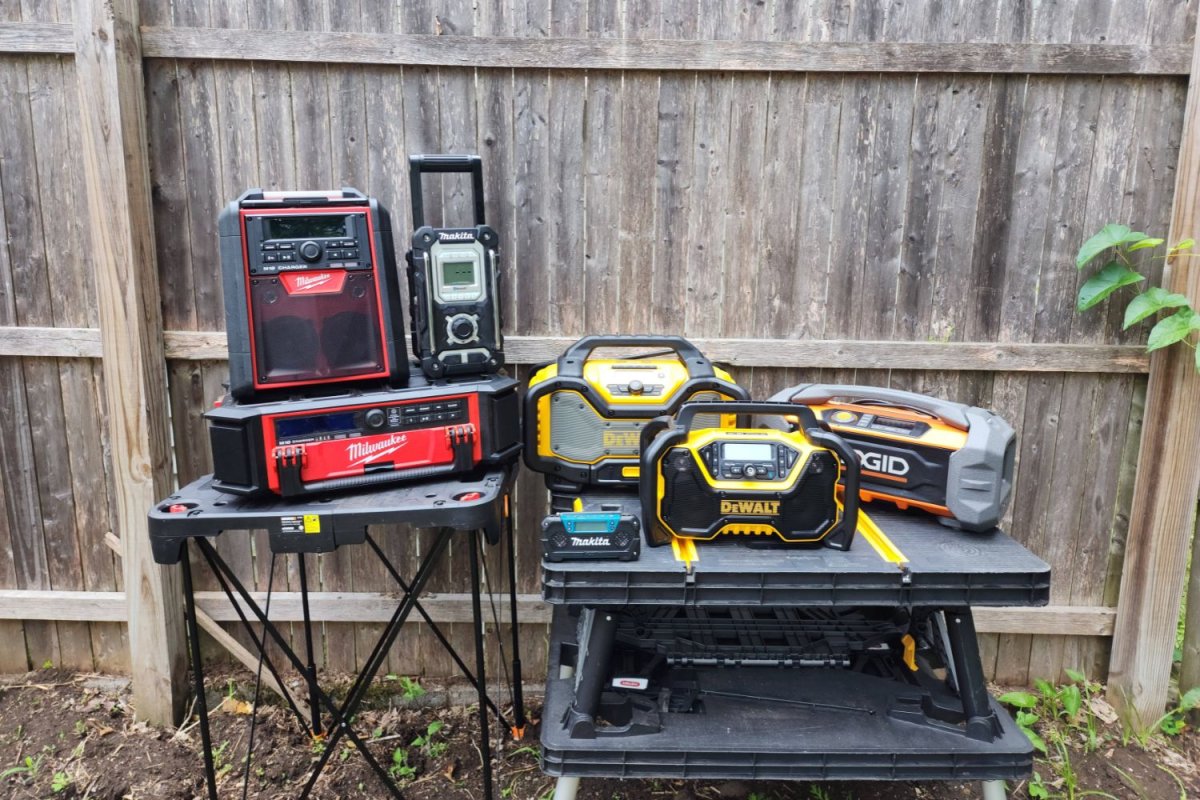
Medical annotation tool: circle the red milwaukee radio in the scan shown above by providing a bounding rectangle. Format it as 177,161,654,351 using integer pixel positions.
206,373,521,498
220,188,409,402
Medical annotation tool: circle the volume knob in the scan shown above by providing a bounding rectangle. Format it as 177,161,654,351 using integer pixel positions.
744,466,757,478
364,408,386,429
299,240,322,262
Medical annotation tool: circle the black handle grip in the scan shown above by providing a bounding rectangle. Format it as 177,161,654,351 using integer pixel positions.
558,335,715,379
409,154,486,228
804,426,861,549
638,413,676,455
674,400,819,431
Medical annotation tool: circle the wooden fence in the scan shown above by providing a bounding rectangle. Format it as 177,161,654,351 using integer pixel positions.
0,0,1198,727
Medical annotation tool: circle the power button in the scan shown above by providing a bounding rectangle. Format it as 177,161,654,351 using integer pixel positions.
830,410,858,424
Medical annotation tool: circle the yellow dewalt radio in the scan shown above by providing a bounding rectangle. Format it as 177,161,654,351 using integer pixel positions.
639,401,861,550
524,335,748,491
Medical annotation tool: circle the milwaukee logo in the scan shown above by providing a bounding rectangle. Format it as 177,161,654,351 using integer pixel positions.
569,536,611,547
280,271,347,295
347,434,408,467
856,450,911,477
602,430,640,448
720,499,780,515
438,231,475,242
293,274,334,291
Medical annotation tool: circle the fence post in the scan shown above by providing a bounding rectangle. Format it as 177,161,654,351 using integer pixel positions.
1106,28,1200,727
72,0,186,724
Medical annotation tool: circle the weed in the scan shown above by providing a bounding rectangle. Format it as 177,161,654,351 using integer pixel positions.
388,748,417,781
808,787,832,800
1148,687,1200,743
73,720,87,737
0,754,42,781
398,676,425,701
211,741,233,779
412,720,447,758
51,771,70,793
507,745,540,760
41,659,53,670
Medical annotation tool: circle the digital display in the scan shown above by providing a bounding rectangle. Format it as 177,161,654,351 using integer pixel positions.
266,215,349,241
275,411,357,439
441,260,477,286
571,519,611,534
723,442,774,462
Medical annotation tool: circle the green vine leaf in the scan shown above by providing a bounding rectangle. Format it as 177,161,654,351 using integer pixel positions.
1171,238,1195,253
1146,308,1200,352
1126,237,1164,253
1123,287,1191,329
1076,262,1144,311
999,691,1039,709
1076,224,1148,269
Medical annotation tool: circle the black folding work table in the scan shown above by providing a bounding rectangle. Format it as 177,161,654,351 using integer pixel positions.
540,494,1051,799
148,467,524,800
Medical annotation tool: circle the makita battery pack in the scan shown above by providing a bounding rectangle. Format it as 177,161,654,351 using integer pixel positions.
768,384,1016,532
206,372,520,498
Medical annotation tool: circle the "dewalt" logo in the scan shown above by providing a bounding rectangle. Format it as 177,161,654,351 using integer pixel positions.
602,430,640,448
720,499,780,515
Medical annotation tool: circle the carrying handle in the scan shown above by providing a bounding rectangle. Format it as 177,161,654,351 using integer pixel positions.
782,384,970,431
659,400,862,546
558,335,715,379
409,154,486,229
673,400,818,431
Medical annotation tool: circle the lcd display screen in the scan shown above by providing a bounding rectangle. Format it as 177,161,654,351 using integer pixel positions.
723,442,774,462
266,215,348,240
275,411,357,439
441,260,477,286
571,519,610,533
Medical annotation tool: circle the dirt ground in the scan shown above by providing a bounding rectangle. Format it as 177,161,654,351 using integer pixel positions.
0,670,1195,800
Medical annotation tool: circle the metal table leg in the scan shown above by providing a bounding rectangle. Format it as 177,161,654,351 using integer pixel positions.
180,543,218,800
469,529,495,800
982,779,1008,799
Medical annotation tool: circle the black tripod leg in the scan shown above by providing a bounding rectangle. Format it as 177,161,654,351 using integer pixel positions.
196,540,405,800
364,533,508,726
297,554,322,736
504,505,527,737
470,529,494,800
181,543,218,800
944,608,999,742
298,528,455,800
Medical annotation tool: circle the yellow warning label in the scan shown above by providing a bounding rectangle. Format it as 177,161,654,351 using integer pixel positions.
303,514,321,534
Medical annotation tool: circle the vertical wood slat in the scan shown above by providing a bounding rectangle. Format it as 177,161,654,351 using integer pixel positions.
1107,25,1200,727
72,0,185,723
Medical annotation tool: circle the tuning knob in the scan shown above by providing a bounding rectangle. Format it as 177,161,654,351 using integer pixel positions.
299,240,322,262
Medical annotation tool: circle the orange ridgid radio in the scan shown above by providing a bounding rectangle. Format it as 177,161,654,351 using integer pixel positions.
769,384,1016,532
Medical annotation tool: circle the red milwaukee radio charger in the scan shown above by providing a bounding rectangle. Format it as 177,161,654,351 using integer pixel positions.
206,372,520,498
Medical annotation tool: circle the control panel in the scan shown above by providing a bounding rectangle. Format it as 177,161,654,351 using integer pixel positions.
699,439,799,482
244,211,371,276
273,397,469,445
822,409,931,438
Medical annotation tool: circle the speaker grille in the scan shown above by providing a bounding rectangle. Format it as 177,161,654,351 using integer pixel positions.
249,272,384,386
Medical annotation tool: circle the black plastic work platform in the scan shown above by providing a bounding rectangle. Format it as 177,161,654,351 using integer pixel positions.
149,468,512,564
541,605,1033,782
542,494,1049,608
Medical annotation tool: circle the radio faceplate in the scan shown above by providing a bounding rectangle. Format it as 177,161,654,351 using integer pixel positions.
700,440,800,482
244,210,371,276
